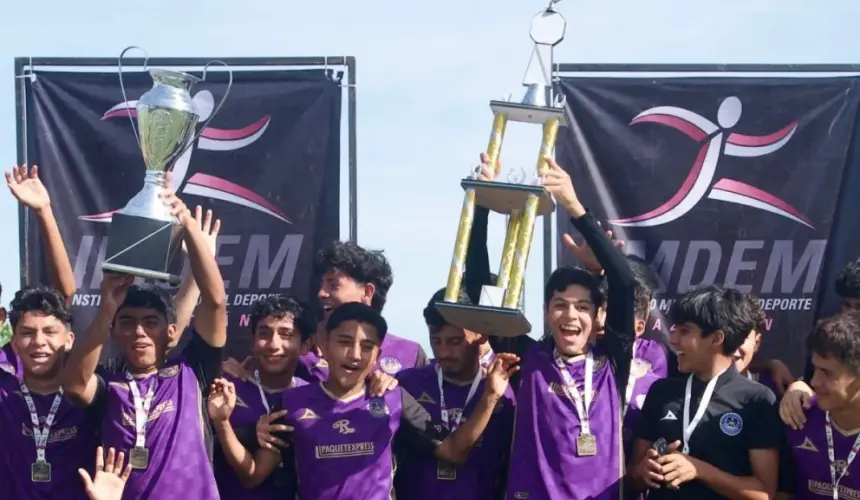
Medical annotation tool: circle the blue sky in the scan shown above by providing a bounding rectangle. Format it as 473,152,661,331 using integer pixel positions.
0,0,855,352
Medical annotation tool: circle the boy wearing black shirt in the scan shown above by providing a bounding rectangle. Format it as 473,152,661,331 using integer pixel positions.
630,285,781,500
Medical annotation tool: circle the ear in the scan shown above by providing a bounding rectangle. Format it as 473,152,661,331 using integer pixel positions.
166,324,178,343
65,331,76,351
634,319,647,337
711,330,726,350
362,282,376,306
0,307,7,324
753,332,762,353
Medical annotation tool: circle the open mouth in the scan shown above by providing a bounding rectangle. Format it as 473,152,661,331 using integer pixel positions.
29,353,52,362
131,342,151,352
261,354,286,363
559,325,582,337
341,363,360,375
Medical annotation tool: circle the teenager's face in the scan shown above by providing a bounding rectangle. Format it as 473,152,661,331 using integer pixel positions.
545,285,597,356
429,324,484,380
810,352,860,412
12,312,74,379
318,270,374,321
321,320,380,390
111,306,175,371
670,322,725,374
252,313,306,375
732,330,761,373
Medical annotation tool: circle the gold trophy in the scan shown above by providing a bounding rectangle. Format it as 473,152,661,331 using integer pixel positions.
435,1,568,337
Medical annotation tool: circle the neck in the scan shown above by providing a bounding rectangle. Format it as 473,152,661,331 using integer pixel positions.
831,403,860,431
257,366,295,390
127,364,159,376
323,379,366,400
478,343,491,357
693,356,733,382
446,361,481,384
23,373,61,394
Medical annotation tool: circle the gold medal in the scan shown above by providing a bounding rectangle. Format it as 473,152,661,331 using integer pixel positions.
576,433,597,456
130,446,149,469
31,461,51,483
436,460,457,480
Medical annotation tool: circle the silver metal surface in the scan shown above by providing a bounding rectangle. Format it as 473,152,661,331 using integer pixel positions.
119,171,174,221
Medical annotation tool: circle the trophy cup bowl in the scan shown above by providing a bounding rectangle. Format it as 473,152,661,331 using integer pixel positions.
101,48,232,284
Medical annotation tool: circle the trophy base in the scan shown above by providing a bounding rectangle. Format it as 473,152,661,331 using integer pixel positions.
434,302,532,338
489,100,568,126
102,213,185,286
461,179,556,216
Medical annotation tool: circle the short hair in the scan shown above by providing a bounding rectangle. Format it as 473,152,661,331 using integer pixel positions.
744,294,767,334
314,241,393,312
325,302,388,343
118,284,177,324
249,295,316,342
668,285,753,355
628,256,659,320
424,274,499,333
9,286,73,328
835,257,860,300
807,311,860,375
544,267,604,309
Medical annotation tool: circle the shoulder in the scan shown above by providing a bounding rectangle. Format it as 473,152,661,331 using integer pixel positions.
647,376,684,400
381,334,422,352
397,365,435,384
281,382,320,411
727,374,777,406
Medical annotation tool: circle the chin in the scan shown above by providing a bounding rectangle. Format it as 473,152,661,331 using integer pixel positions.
259,361,291,376
22,361,60,378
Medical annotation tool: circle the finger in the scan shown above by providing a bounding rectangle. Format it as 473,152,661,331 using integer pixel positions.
644,469,664,488
165,171,174,190
121,462,134,481
104,446,117,474
265,410,289,422
203,209,213,233
242,356,254,370
211,218,222,236
667,440,682,452
645,448,659,459
194,205,203,224
479,152,489,165
78,469,94,491
114,451,126,474
4,171,12,185
225,380,236,394
264,435,289,448
561,233,580,251
95,446,105,471
614,241,625,249
266,424,293,433
30,165,39,179
802,393,812,409
544,155,561,170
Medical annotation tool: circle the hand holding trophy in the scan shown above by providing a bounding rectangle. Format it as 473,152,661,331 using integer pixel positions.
435,1,568,337
100,46,233,285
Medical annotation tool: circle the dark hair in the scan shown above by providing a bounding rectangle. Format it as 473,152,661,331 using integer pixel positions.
807,311,860,375
668,285,753,355
118,284,177,324
544,267,604,309
314,241,393,312
835,257,860,300
628,256,659,320
424,274,499,333
250,295,316,341
9,286,73,328
325,302,388,343
744,294,767,334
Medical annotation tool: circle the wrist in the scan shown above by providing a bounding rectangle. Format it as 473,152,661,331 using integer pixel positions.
33,204,53,218
213,418,232,429
564,200,586,218
483,390,502,405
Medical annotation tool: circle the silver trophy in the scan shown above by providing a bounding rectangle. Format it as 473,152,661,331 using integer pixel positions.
101,46,233,284
436,1,568,337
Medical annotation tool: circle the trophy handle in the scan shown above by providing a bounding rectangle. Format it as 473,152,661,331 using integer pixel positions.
118,46,150,153
182,61,234,154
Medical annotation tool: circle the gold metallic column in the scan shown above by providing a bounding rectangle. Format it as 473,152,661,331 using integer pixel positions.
502,118,560,308
444,112,508,301
496,212,522,290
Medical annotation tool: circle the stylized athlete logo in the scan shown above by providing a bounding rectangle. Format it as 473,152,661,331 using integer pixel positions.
609,96,812,229
80,90,291,224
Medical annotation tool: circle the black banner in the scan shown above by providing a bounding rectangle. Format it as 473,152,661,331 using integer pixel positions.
23,69,341,358
556,77,860,372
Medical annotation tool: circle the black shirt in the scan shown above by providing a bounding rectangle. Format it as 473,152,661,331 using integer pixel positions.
634,366,782,500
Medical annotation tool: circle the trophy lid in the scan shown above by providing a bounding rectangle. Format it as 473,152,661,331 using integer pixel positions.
529,2,566,47
149,68,202,88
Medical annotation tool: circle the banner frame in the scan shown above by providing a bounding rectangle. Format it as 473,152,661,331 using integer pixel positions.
546,62,860,300
13,55,358,288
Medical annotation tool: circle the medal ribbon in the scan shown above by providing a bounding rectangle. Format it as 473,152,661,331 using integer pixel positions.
19,382,63,464
623,341,639,419
125,372,155,450
555,350,594,436
436,365,482,432
825,411,860,500
682,369,726,454
254,369,295,414
479,347,495,369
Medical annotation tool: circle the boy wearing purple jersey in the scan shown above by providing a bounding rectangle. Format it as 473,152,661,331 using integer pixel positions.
630,285,781,500
62,182,227,500
209,295,315,498
392,286,516,500
778,311,860,500
228,302,518,500
0,287,100,499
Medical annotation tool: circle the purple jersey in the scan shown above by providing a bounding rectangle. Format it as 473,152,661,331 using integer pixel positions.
0,343,22,377
282,383,405,500
396,365,516,500
784,402,860,499
623,371,661,457
633,338,667,379
99,360,218,500
746,371,778,395
215,373,307,500
0,372,99,499
297,333,428,383
507,343,624,500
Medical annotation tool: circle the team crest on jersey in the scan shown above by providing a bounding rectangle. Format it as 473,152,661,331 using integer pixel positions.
635,394,647,409
720,412,743,436
158,365,181,378
297,408,320,420
379,356,402,375
0,362,14,375
416,392,437,404
593,356,608,373
795,437,819,452
368,397,390,418
835,460,851,477
631,359,652,378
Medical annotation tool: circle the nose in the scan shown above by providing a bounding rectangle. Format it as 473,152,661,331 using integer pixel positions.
346,343,362,362
134,324,147,338
318,288,329,300
32,331,48,346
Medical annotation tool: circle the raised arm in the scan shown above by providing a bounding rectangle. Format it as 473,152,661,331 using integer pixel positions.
62,273,134,406
7,164,76,300
173,206,221,334
162,175,227,348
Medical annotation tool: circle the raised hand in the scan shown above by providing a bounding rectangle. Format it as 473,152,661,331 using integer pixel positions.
485,353,521,399
256,410,294,452
221,356,254,381
367,370,399,397
161,172,193,227
78,446,133,500
476,152,501,181
99,273,134,313
182,205,222,257
561,228,625,275
208,377,237,422
6,164,50,212
540,156,580,214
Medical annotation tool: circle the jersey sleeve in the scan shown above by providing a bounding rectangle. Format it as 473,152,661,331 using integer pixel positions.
84,374,109,427
633,380,665,443
397,388,448,455
182,328,224,392
745,389,782,449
